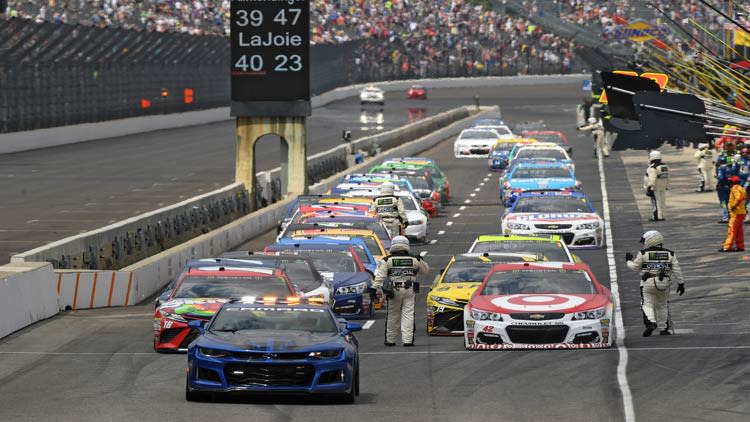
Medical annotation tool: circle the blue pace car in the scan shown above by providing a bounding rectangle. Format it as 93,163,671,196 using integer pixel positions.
500,162,580,207
186,297,361,403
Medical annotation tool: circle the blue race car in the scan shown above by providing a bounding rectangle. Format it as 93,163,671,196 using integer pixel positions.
186,297,361,403
500,162,580,207
264,242,375,319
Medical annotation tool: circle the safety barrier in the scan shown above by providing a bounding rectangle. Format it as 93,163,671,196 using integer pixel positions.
56,270,136,310
11,183,250,270
0,262,56,338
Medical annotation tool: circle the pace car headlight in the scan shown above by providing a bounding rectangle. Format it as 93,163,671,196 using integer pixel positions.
572,307,606,320
159,310,187,323
431,296,461,308
199,348,231,358
308,349,342,359
409,219,425,225
578,222,600,230
335,281,368,296
469,309,503,321
506,222,529,230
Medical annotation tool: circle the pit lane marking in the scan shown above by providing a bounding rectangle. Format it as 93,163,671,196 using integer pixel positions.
483,177,489,182
452,213,461,218
479,182,485,187
474,188,481,192
429,240,437,245
598,150,635,422
459,206,466,210
469,193,476,197
438,230,446,235
362,320,375,330
446,221,454,226
464,199,471,204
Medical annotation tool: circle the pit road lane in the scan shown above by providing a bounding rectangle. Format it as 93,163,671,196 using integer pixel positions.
1,83,748,421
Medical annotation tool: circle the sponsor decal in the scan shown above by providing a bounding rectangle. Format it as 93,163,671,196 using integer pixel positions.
490,294,586,312
481,325,494,333
466,342,611,350
465,320,475,328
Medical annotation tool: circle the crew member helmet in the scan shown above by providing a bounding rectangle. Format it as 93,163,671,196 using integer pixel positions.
390,235,410,253
587,117,597,124
649,151,662,161
380,182,395,196
640,230,664,248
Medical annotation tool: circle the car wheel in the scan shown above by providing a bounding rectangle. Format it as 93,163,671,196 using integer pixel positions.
185,377,208,402
354,363,360,396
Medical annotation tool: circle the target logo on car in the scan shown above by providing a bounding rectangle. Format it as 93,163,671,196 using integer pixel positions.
490,294,587,311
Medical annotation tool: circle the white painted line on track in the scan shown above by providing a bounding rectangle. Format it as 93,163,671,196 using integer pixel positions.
479,182,485,187
673,328,694,334
487,173,491,177
459,206,466,211
429,240,437,245
598,150,636,422
464,199,471,204
483,178,489,182
363,320,375,330
446,221,454,226
470,193,476,197
438,230,446,235
474,188,481,192
452,213,461,218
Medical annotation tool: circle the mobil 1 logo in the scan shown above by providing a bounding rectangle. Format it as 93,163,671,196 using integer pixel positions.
231,0,310,102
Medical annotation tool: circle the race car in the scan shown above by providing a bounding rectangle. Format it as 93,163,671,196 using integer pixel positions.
522,130,572,154
507,144,574,171
488,138,537,171
467,234,578,263
454,128,502,158
463,262,614,350
472,124,515,139
407,84,427,99
264,242,375,319
286,228,387,261
500,162,580,207
360,85,384,105
153,266,296,352
186,297,361,403
502,191,604,248
284,215,392,249
426,253,544,336
371,158,450,205
343,187,430,243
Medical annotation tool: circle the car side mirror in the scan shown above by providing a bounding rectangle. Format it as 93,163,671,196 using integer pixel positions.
188,320,206,333
345,322,363,333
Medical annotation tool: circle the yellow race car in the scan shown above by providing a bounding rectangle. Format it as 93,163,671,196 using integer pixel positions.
426,252,544,335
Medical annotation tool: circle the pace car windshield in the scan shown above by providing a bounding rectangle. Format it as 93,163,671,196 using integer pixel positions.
516,149,567,161
512,168,571,179
471,240,569,262
211,307,337,333
174,276,291,299
480,270,596,295
513,197,593,213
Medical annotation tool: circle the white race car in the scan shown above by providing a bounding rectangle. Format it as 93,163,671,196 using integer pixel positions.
473,124,516,140
464,262,615,350
338,187,429,243
502,191,604,249
454,128,501,158
360,86,384,105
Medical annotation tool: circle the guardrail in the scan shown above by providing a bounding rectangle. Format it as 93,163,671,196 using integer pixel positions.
0,262,56,338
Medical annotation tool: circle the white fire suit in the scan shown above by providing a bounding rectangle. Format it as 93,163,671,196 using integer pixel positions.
370,195,408,237
579,119,609,157
626,246,684,331
694,148,716,192
374,252,429,344
644,162,669,220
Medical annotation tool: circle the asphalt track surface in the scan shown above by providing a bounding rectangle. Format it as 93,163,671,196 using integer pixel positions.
1,82,749,421
0,92,441,263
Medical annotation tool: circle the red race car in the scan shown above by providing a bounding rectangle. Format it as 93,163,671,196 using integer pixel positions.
407,85,427,99
153,266,296,352
464,262,614,350
522,130,572,155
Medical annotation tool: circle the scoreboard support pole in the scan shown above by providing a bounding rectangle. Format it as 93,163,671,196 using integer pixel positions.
235,116,307,206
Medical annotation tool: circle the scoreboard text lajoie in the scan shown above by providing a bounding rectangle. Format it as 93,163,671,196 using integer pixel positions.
231,0,310,102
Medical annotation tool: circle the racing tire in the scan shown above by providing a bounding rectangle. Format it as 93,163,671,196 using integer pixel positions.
185,378,209,402
338,367,357,404
354,362,360,396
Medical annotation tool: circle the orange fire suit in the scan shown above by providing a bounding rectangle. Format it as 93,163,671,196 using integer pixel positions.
723,184,747,251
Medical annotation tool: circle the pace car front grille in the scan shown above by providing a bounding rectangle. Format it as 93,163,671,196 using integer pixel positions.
432,310,464,332
510,313,565,321
159,328,183,344
179,329,200,348
223,364,315,387
535,224,572,230
506,325,569,344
